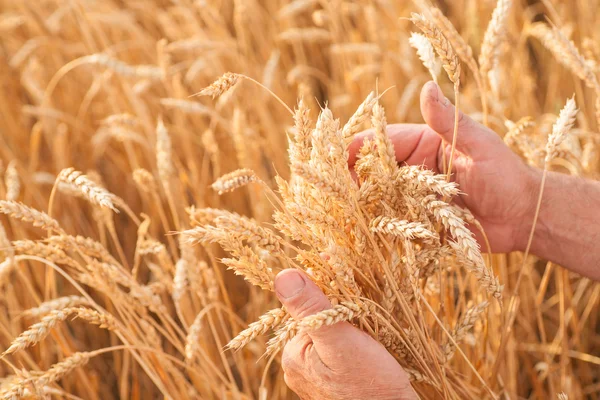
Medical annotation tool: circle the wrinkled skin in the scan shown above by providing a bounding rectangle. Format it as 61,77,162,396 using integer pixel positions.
275,269,416,400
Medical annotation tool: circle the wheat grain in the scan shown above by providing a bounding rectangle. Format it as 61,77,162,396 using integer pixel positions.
214,214,281,252
342,92,377,142
57,168,118,212
227,308,287,351
479,0,512,80
185,311,203,362
409,33,440,82
429,8,477,74
173,259,189,306
0,201,62,232
529,24,598,89
424,196,503,301
394,165,460,198
297,302,365,331
211,169,261,194
221,245,274,291
371,103,398,175
405,368,434,385
370,217,437,241
4,161,19,201
133,168,158,193
546,97,578,164
22,296,89,318
44,235,119,265
197,72,240,98
101,113,139,127
3,308,117,356
37,352,92,386
187,207,229,226
156,119,173,185
443,301,489,361
12,240,79,269
266,319,298,355
277,0,317,19
86,54,162,79
3,310,70,356
278,28,331,43
411,13,461,85
503,117,535,147
291,163,349,201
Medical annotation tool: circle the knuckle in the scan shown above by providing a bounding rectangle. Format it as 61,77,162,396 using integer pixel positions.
291,294,324,318
457,111,470,130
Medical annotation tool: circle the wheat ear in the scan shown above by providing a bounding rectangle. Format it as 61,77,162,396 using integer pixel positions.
226,308,288,351
0,201,62,233
57,168,118,212
212,169,262,194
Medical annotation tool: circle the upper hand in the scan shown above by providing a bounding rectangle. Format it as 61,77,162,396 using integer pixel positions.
275,269,416,400
349,81,540,253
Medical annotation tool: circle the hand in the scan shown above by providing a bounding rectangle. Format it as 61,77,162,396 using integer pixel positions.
275,269,416,400
349,81,540,253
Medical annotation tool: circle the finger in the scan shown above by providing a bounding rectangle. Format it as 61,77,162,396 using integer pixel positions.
420,80,496,157
275,269,331,320
348,124,427,167
282,333,313,397
274,269,358,346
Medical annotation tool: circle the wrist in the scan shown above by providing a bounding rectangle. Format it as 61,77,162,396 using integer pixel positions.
513,165,547,253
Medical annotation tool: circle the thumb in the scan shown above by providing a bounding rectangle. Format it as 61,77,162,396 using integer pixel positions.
420,81,493,157
274,269,358,346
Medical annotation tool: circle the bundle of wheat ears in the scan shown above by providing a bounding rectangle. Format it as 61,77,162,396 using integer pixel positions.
185,82,501,391
0,0,599,399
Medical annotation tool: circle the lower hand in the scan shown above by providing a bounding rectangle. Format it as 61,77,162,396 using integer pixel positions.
275,269,416,400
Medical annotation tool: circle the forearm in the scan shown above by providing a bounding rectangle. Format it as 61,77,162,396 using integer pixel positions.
518,170,600,280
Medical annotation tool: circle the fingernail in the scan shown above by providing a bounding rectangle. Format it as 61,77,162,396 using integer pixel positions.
434,83,450,107
428,81,449,107
275,270,306,299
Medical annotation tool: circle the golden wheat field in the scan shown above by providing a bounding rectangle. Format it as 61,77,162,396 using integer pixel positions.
0,0,599,398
